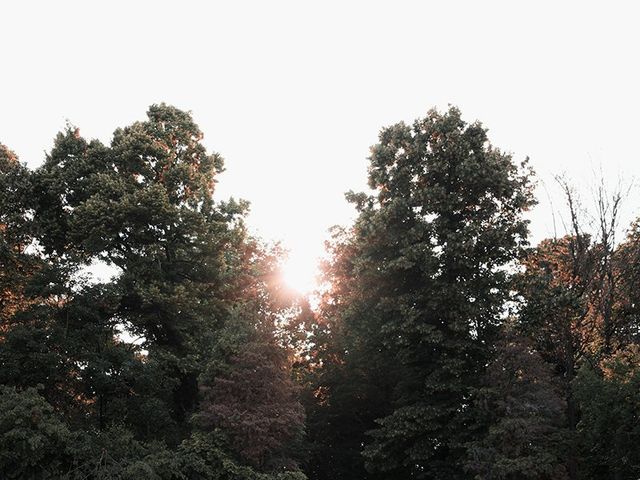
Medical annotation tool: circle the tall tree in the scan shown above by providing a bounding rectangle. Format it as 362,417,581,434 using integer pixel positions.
307,107,535,479
30,105,240,433
1,105,307,479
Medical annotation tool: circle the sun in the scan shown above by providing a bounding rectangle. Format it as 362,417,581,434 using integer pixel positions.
280,250,319,294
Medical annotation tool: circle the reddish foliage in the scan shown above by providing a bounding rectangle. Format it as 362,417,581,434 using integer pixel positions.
199,340,305,470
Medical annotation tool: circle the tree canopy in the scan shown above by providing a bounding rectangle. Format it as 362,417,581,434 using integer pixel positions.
2,104,640,480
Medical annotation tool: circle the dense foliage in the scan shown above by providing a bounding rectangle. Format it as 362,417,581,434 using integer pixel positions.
2,104,640,479
0,105,304,479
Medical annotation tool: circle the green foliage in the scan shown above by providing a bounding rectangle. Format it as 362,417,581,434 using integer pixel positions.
465,329,569,479
64,426,181,480
0,144,32,245
0,386,71,479
178,432,306,480
305,107,535,479
7,102,640,480
0,386,306,480
0,144,42,327
0,105,306,479
574,348,640,479
198,337,305,471
195,241,306,474
27,104,246,432
301,227,397,480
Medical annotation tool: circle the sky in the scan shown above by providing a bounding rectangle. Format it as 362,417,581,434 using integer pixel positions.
2,1,639,291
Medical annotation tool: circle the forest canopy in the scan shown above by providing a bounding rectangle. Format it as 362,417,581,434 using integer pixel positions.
1,104,639,480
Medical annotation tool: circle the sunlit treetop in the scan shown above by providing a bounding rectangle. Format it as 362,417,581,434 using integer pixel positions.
111,103,224,208
32,104,233,261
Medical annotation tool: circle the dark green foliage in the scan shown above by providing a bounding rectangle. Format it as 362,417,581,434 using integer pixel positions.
28,104,244,433
196,240,306,475
0,144,41,326
301,227,397,480
0,144,32,246
305,107,535,479
0,386,71,479
63,426,181,480
5,102,640,480
0,106,306,479
574,348,640,480
178,431,306,480
0,386,304,480
465,329,569,479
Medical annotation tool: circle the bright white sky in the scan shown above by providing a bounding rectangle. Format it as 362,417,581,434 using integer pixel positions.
2,1,640,291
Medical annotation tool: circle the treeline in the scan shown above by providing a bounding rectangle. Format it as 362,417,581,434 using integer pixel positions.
0,105,638,480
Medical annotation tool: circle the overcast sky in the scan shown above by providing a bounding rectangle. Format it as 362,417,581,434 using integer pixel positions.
2,1,639,289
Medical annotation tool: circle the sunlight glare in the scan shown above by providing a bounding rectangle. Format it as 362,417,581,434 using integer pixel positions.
281,248,319,294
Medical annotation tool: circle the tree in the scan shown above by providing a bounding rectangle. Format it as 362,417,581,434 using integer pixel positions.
573,346,640,480
1,105,306,478
515,179,631,478
465,328,568,479
198,335,305,471
0,144,38,327
29,105,243,434
0,386,71,479
306,107,535,479
196,241,306,475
